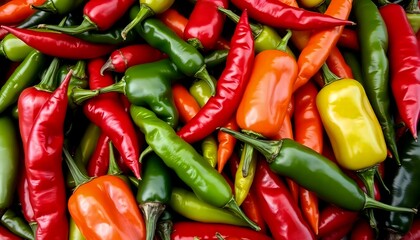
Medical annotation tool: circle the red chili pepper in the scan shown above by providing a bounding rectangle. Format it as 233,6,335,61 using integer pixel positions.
100,44,166,74
326,46,354,79
0,0,45,25
318,204,359,237
338,28,359,50
38,0,135,34
177,9,254,143
350,218,375,240
25,70,73,240
230,0,354,31
17,167,35,223
402,218,420,240
184,0,229,50
86,132,111,177
217,117,239,173
255,160,316,239
322,223,355,240
0,25,115,59
171,221,272,240
0,225,21,240
380,3,420,139
82,57,141,179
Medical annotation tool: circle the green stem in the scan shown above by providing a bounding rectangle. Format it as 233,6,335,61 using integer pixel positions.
98,79,126,95
71,60,87,80
241,143,256,178
275,29,292,52
36,57,60,91
139,146,154,163
217,7,263,39
157,210,173,240
363,194,417,213
38,17,97,35
140,202,166,240
121,4,154,40
321,63,340,85
31,1,59,14
357,166,377,200
224,198,261,231
70,88,100,105
406,0,420,12
187,38,204,50
62,147,92,187
107,141,123,176
375,167,390,194
194,66,216,96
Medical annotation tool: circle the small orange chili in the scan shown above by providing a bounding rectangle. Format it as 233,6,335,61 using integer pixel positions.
0,0,46,25
217,117,239,173
172,83,201,124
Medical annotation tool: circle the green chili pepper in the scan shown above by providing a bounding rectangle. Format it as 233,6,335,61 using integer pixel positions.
75,24,140,45
156,209,173,240
137,153,172,240
69,216,85,240
0,115,19,216
1,208,34,240
384,125,420,236
0,50,46,114
203,49,229,69
219,128,417,216
32,0,86,15
130,5,216,96
130,106,260,231
189,77,217,108
56,60,88,110
170,187,250,227
0,33,34,62
352,0,399,165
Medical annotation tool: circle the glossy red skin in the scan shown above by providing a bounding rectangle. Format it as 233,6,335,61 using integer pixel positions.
87,132,110,177
24,71,72,240
1,26,115,59
184,0,228,50
230,0,353,31
0,225,21,240
83,0,135,30
380,3,420,139
83,58,141,178
171,221,272,240
177,10,254,143
337,28,359,50
322,223,355,240
107,44,166,73
318,204,359,237
350,218,375,240
255,160,316,240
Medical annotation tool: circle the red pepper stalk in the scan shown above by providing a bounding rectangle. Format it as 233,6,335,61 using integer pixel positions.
82,58,142,179
379,3,420,140
37,0,136,35
183,0,229,50
177,9,255,143
0,25,116,59
25,69,73,240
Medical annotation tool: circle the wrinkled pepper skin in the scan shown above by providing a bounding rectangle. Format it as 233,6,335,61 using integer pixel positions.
0,115,19,215
316,78,387,171
384,125,420,236
69,175,146,240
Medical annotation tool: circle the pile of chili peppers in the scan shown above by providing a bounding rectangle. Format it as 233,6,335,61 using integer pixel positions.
1,0,420,239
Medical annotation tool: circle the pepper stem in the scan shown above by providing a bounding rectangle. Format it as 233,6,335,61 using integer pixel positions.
224,198,261,231
38,17,98,35
122,4,154,40
30,1,59,14
187,38,204,50
139,146,154,163
98,79,126,95
375,167,390,194
357,166,377,200
70,88,100,105
107,141,123,176
406,0,420,12
62,147,92,188
36,57,60,92
156,210,173,240
72,60,87,80
220,128,281,163
100,58,115,76
240,141,257,177
194,65,216,96
321,63,340,85
217,7,263,39
140,202,166,240
363,193,417,213
276,29,292,52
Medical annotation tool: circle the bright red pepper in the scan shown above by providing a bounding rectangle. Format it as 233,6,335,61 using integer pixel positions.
82,58,141,179
100,44,166,74
177,9,254,143
350,218,376,240
0,25,115,59
171,221,272,240
38,0,135,34
255,160,316,240
87,132,111,177
379,3,420,139
337,28,359,50
231,0,354,31
322,223,355,240
318,204,359,237
24,70,72,240
184,0,229,50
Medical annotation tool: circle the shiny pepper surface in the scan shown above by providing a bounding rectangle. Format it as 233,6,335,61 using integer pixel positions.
316,73,387,171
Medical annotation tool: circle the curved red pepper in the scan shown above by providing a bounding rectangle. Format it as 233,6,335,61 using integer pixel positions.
25,70,72,240
350,218,375,240
177,9,254,143
322,223,354,240
255,160,316,240
380,3,420,139
184,0,229,50
231,0,354,31
100,44,166,74
318,204,359,237
0,25,115,59
338,28,359,50
171,221,272,240
83,58,141,179
87,132,111,177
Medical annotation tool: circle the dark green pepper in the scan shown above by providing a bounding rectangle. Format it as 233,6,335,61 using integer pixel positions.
75,25,140,46
0,115,19,216
384,125,420,237
0,208,34,240
0,34,34,62
219,128,417,223
203,49,229,69
352,0,399,165
0,50,47,114
57,60,88,110
137,153,172,240
130,5,216,96
130,106,260,231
